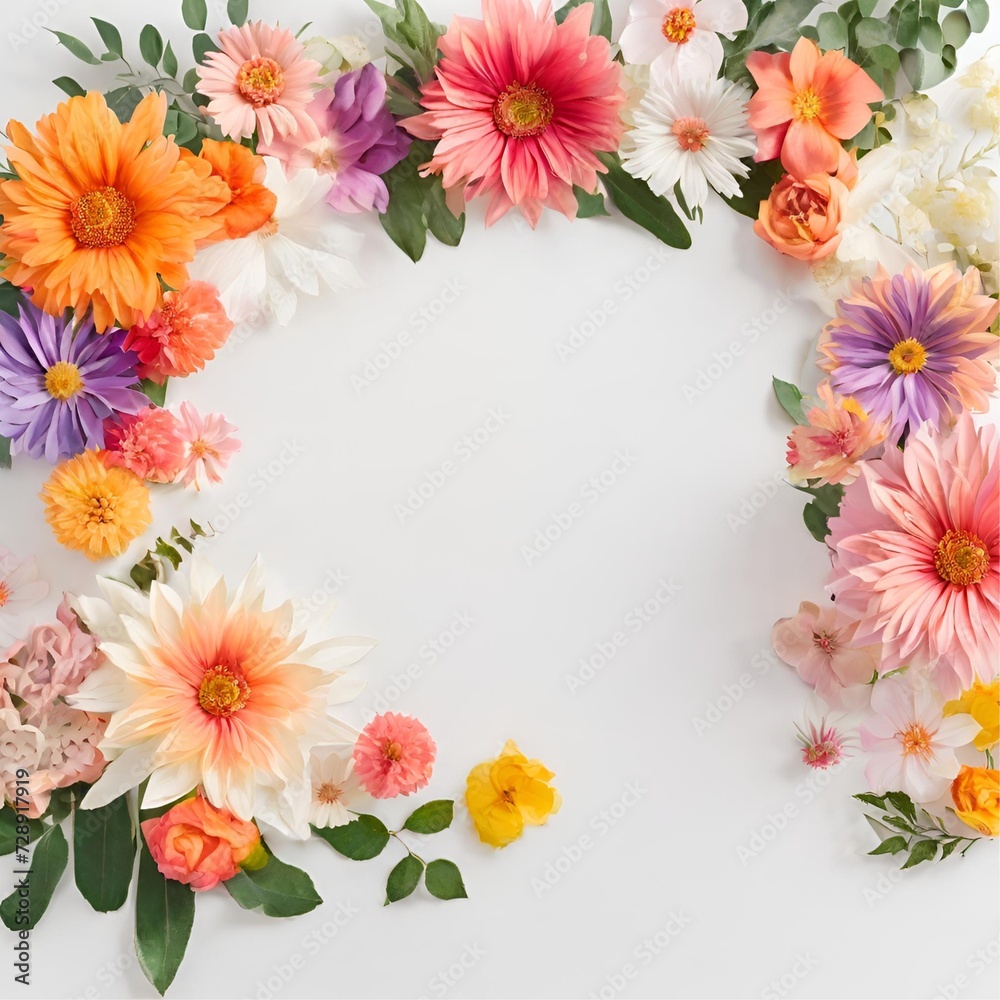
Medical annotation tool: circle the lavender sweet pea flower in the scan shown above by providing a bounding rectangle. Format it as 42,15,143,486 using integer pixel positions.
260,62,411,214
0,302,146,462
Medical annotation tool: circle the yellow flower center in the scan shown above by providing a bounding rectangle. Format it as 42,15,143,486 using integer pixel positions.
383,740,403,761
70,186,136,248
0,581,10,607
44,361,84,400
189,439,220,460
493,83,554,139
315,781,342,805
237,57,285,107
85,492,118,526
198,664,250,717
792,88,823,121
672,115,710,152
258,217,280,239
661,6,696,43
887,338,928,374
935,529,990,587
899,723,933,759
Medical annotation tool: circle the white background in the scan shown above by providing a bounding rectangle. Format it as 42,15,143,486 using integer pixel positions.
1,1,998,998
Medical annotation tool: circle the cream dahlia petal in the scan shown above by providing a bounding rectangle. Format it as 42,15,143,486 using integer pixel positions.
80,738,161,810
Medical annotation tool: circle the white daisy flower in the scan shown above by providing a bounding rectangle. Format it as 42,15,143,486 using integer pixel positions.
621,72,757,211
308,746,363,829
0,548,48,647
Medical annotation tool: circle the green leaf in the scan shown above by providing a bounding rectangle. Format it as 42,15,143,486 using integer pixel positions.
48,31,102,66
966,0,989,33
896,2,920,46
941,10,971,46
403,800,454,835
795,482,845,517
225,851,322,917
193,32,219,64
424,859,467,900
92,18,124,57
858,0,878,15
772,377,806,423
74,793,135,912
919,16,943,53
0,811,42,855
228,0,250,26
140,25,164,68
817,11,849,49
364,0,443,82
139,377,168,407
803,501,831,542
855,792,887,809
885,791,917,822
939,838,962,859
163,42,179,79
312,815,389,860
0,282,22,317
720,158,783,220
855,16,890,46
0,824,69,931
597,152,691,250
385,855,424,904
0,436,10,470
105,85,145,123
900,838,939,869
135,846,195,996
869,835,908,855
880,815,918,834
574,185,610,218
182,0,209,31
53,77,87,98
554,0,613,40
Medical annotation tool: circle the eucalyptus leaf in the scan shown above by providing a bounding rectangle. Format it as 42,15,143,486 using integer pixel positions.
48,31,102,66
139,25,164,68
53,77,86,98
92,17,124,57
182,0,209,31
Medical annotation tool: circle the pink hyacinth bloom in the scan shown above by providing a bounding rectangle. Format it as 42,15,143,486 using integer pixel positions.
197,21,322,147
174,401,241,491
103,406,186,484
786,381,888,487
772,601,880,707
828,414,999,696
861,671,979,802
352,712,436,798
403,0,626,227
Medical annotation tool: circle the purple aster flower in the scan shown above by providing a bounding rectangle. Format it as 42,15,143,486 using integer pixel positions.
0,302,146,462
818,263,1000,442
260,62,411,213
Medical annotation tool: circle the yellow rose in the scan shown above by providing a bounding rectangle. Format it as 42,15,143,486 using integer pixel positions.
465,740,561,848
943,679,1000,751
951,766,999,837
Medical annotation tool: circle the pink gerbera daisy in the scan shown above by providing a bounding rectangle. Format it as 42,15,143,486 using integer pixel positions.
197,22,322,146
103,406,185,484
352,712,436,798
828,413,999,696
403,0,626,227
175,401,241,491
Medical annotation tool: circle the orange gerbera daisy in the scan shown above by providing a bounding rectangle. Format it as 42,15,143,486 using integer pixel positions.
41,449,152,560
195,139,277,242
0,92,231,332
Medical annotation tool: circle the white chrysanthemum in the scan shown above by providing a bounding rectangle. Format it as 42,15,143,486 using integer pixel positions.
0,548,48,646
68,558,373,839
620,73,756,210
190,159,363,328
308,746,363,828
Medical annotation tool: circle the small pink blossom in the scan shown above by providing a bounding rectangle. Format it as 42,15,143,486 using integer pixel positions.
352,712,436,798
103,406,186,484
772,601,880,707
786,381,888,487
796,708,855,769
175,401,241,491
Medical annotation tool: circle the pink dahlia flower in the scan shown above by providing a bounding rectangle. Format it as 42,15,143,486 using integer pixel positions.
103,406,186,484
403,0,626,227
353,712,436,798
828,414,999,696
197,21,322,146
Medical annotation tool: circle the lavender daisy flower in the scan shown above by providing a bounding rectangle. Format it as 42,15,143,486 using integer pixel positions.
818,263,999,442
260,62,411,214
0,302,146,462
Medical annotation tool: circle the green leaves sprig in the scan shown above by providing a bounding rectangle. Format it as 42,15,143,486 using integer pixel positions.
128,520,211,593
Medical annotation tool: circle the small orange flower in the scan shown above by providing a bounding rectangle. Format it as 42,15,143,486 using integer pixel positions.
41,450,151,560
196,139,277,242
951,765,999,837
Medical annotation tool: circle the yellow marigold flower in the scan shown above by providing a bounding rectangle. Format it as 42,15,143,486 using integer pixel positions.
951,765,999,837
465,739,560,848
41,450,151,560
943,679,1000,751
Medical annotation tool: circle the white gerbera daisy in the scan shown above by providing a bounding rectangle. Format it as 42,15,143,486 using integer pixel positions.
308,746,363,828
621,73,757,211
0,548,48,646
190,159,363,328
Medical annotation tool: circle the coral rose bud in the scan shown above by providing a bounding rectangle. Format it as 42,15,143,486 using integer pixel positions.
754,171,851,262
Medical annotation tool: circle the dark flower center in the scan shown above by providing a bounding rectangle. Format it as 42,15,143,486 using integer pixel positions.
493,83,554,139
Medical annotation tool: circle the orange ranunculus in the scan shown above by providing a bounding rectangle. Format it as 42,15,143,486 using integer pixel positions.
0,92,231,332
196,139,277,243
140,795,265,891
951,766,999,838
754,168,852,262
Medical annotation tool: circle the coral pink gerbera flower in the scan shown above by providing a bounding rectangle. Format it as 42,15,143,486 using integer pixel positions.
353,712,436,798
828,414,999,697
103,407,186,484
747,37,881,179
403,0,626,227
175,401,241,491
198,22,322,147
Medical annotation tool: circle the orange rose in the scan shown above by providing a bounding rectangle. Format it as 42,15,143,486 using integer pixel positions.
754,171,852,262
141,795,265,891
950,766,999,837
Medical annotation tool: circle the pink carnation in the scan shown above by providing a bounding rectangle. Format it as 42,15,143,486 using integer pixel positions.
103,406,186,483
352,712,436,798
